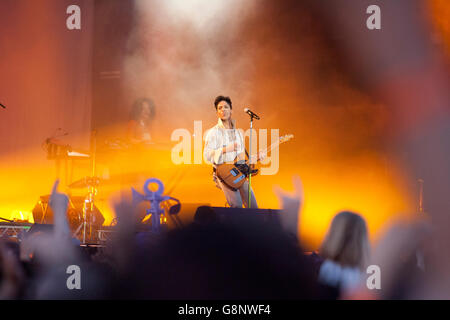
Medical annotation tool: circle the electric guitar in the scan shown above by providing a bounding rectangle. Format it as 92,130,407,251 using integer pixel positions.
215,134,294,190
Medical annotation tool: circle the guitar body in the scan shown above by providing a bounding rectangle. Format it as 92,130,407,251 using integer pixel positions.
215,134,294,191
215,163,248,191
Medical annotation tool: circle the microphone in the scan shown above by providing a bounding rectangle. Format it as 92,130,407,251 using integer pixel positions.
244,108,260,120
0,102,6,109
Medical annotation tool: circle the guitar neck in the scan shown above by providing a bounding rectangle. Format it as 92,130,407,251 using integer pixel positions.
250,139,284,162
264,140,283,154
245,134,293,163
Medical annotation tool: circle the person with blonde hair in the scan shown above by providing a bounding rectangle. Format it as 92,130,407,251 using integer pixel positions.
317,211,370,295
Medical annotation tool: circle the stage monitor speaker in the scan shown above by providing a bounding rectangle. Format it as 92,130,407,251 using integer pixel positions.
194,206,283,226
32,195,104,228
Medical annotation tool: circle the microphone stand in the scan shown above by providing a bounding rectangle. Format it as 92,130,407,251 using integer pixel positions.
246,113,258,208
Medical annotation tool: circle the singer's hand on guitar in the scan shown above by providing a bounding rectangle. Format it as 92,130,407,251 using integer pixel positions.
258,150,267,161
249,151,266,164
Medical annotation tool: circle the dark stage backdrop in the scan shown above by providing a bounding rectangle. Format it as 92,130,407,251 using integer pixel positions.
0,0,94,156
90,0,135,140
0,0,94,220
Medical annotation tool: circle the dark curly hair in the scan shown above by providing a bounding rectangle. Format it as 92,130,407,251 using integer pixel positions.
130,98,155,124
214,96,232,110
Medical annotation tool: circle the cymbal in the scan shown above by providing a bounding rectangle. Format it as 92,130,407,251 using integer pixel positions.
67,173,143,189
67,150,90,159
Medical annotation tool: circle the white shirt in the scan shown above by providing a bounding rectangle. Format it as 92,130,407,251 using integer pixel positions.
204,118,245,165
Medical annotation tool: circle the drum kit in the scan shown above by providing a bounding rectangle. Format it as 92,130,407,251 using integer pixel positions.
44,130,105,244
67,176,102,243
43,131,175,243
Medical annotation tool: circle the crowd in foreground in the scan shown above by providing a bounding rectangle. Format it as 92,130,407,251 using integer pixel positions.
0,177,433,300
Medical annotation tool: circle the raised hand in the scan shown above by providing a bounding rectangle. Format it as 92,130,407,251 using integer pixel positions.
49,180,69,217
108,194,142,273
49,180,71,240
0,242,25,299
273,175,304,239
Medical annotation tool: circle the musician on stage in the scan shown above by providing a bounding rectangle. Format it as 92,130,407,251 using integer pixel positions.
127,97,155,145
204,95,259,208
